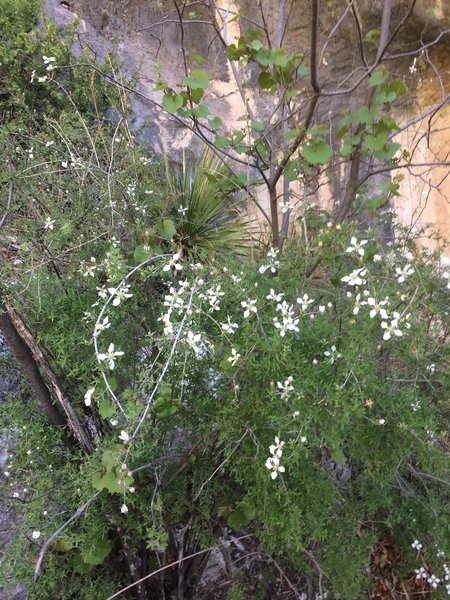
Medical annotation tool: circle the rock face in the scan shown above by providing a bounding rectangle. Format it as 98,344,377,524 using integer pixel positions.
44,0,450,253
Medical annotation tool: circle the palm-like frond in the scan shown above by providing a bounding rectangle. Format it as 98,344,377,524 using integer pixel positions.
166,149,254,259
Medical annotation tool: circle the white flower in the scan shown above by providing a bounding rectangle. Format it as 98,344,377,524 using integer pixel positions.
277,376,294,399
94,316,111,336
265,455,285,479
318,305,326,314
220,317,239,335
37,75,48,83
42,55,56,64
97,343,125,370
269,436,285,458
415,567,428,580
163,253,183,272
373,254,382,263
341,267,367,286
84,387,95,407
266,289,284,302
228,348,240,366
381,319,403,341
378,419,386,425
324,345,342,364
297,294,314,311
352,293,366,315
267,247,279,259
345,237,368,257
120,504,129,514
32,530,41,539
279,201,293,213
119,430,130,443
395,264,414,283
108,285,132,306
427,574,441,589
241,298,257,318
300,436,307,443
186,331,202,356
411,539,422,551
44,217,55,230
367,297,388,319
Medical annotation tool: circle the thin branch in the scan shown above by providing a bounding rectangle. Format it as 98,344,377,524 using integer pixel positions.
34,491,102,580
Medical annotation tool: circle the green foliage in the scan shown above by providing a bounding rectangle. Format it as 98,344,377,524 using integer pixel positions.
1,2,449,599
165,149,253,258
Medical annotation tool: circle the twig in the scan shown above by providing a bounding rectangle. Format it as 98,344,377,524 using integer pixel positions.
193,431,247,500
34,491,102,580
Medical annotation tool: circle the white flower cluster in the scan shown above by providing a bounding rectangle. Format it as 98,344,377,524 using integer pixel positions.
273,300,299,337
342,238,413,341
159,280,191,337
265,437,286,479
277,376,294,399
259,247,280,274
205,284,225,312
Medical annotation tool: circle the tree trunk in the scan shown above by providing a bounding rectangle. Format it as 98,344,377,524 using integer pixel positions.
0,296,66,428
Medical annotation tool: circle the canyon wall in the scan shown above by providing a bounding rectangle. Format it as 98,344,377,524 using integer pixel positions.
44,0,450,253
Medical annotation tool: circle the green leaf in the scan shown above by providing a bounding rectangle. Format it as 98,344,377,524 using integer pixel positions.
162,93,184,114
190,87,204,104
208,116,222,130
272,49,288,67
72,554,94,574
365,133,387,152
156,219,177,240
106,376,117,392
251,120,265,132
133,244,153,264
214,134,230,148
227,502,255,530
368,69,387,87
183,68,209,90
302,139,333,165
82,536,112,566
250,39,263,51
258,71,275,90
98,396,116,419
191,104,209,118
191,54,205,63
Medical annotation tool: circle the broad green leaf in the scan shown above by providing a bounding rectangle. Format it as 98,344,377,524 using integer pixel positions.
365,133,387,152
214,134,230,148
258,71,274,90
302,139,333,165
82,536,112,566
133,244,153,264
191,104,209,118
162,93,184,114
251,120,265,132
368,68,387,87
272,49,288,67
208,116,222,129
190,87,204,104
156,219,177,240
183,68,209,90
98,396,116,419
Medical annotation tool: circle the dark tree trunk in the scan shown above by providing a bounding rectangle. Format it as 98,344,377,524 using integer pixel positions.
0,296,66,428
